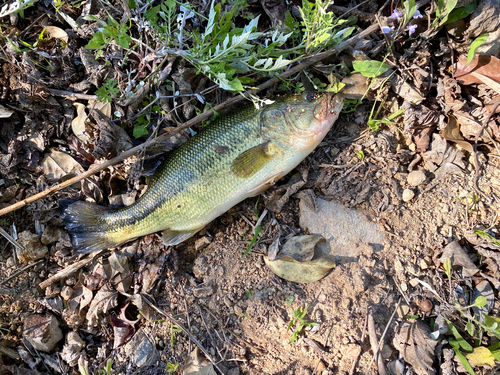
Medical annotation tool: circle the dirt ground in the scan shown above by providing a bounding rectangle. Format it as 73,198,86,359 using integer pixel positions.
1,0,500,374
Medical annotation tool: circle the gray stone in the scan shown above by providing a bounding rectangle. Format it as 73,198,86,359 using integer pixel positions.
123,331,156,367
41,225,63,245
195,236,211,251
407,170,426,187
193,286,214,298
60,286,73,301
24,314,63,352
299,197,386,262
16,231,48,263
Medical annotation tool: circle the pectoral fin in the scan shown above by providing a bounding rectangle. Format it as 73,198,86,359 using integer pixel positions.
161,228,202,246
231,142,275,178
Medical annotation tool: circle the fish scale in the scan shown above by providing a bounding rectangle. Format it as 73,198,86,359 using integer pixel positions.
61,93,344,253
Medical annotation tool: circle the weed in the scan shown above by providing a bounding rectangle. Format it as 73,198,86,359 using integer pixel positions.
170,323,182,347
96,79,120,103
244,200,265,256
85,14,132,58
285,296,317,344
245,289,253,299
0,0,37,18
166,362,179,373
98,359,113,375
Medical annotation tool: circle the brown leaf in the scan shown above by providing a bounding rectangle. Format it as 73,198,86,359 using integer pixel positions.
393,320,437,375
455,55,500,85
68,282,93,314
86,284,118,328
41,151,84,182
44,26,69,43
439,115,474,153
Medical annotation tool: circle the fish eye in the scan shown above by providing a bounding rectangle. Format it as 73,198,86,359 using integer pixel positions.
306,93,315,102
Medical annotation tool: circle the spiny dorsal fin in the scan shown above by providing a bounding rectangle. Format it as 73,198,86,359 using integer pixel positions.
230,142,275,178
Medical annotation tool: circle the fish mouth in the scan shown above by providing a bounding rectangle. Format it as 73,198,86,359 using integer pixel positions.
313,93,339,121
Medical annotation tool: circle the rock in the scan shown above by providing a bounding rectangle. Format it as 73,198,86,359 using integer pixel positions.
123,330,156,367
61,331,85,366
23,314,63,352
340,343,361,359
60,286,73,301
195,236,211,251
192,256,210,279
16,231,48,263
407,170,426,187
227,367,240,375
402,189,415,202
298,197,386,262
41,225,63,245
396,304,410,319
409,278,420,287
193,286,214,298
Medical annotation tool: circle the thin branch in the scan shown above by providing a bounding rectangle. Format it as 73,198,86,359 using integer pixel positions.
0,23,379,219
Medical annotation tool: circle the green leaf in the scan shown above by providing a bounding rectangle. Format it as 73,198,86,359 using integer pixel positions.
466,34,489,67
86,32,105,49
352,60,391,78
444,0,477,25
133,124,149,138
403,0,417,21
443,257,452,278
436,0,458,26
471,295,487,308
451,345,476,375
466,320,475,336
446,320,473,352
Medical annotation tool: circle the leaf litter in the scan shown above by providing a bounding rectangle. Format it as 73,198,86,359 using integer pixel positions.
0,0,499,374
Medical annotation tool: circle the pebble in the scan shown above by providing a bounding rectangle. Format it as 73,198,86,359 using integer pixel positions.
409,278,420,287
193,286,214,298
16,231,48,263
396,304,410,319
23,314,63,352
60,286,73,301
407,170,426,187
61,331,85,366
123,331,156,367
194,236,211,251
41,225,62,245
340,343,361,359
402,189,415,202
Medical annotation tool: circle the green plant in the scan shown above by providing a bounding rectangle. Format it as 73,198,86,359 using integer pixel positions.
0,0,37,18
98,359,113,375
244,200,263,256
285,296,318,344
96,78,120,103
170,324,182,347
166,362,179,372
299,0,355,54
245,289,253,299
85,14,132,57
474,229,500,247
433,0,458,27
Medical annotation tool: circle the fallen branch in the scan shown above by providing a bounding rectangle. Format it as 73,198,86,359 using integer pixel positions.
0,23,379,218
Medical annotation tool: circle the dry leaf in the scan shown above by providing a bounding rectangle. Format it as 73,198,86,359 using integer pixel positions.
110,315,134,349
68,282,93,314
44,26,69,43
471,71,500,95
393,320,437,375
182,347,216,375
264,235,336,283
0,104,14,118
86,284,118,328
41,151,83,182
455,55,500,85
72,103,89,142
440,115,474,153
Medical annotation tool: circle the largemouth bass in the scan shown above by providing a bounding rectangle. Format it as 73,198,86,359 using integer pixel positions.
61,93,344,253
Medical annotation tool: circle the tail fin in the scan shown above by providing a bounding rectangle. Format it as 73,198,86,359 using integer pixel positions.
59,199,117,254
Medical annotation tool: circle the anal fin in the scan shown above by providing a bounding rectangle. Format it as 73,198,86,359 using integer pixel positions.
161,228,203,246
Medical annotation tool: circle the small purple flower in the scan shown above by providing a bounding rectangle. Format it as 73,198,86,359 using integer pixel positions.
382,26,395,34
391,9,403,18
406,24,418,34
413,6,423,19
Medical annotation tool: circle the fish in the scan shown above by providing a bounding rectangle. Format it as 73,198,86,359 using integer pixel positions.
61,92,344,254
